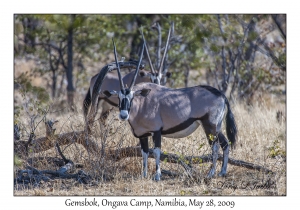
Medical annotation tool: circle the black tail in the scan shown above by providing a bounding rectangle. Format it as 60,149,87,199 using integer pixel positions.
225,98,238,149
83,89,91,124
88,65,111,122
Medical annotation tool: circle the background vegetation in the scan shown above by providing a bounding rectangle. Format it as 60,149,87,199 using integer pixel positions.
14,14,286,196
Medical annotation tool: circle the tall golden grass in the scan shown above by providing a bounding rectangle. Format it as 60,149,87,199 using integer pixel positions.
14,92,286,196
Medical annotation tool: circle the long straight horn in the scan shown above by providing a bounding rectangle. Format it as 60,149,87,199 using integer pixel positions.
139,28,155,75
152,22,161,70
129,41,145,90
158,26,172,76
112,38,125,92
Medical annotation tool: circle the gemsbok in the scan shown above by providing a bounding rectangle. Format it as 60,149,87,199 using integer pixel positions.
83,25,173,133
99,38,238,181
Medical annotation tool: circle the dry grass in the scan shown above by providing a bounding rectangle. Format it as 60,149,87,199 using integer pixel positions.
14,93,286,196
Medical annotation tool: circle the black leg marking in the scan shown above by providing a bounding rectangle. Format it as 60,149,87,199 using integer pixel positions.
152,131,162,181
153,130,162,148
140,137,149,178
200,115,217,145
140,137,149,153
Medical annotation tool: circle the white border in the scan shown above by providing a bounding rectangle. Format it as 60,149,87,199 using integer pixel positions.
2,1,296,209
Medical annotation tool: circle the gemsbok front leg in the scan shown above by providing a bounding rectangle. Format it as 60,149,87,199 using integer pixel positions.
152,131,162,181
140,137,149,178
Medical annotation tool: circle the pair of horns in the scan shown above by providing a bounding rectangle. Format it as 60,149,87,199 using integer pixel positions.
140,22,173,76
112,39,145,92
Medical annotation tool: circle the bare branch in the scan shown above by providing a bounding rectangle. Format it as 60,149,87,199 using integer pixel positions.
139,27,155,74
271,15,286,40
107,146,273,174
152,22,161,69
158,25,172,76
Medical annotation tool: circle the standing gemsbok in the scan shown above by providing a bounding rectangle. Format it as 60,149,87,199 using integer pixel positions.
83,25,173,133
99,38,238,181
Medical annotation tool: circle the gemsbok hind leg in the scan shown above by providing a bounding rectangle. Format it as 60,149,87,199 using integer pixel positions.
203,122,229,178
207,138,220,178
201,120,219,178
217,132,230,177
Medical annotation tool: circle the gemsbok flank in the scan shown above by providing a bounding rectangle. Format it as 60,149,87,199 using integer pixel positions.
83,26,172,133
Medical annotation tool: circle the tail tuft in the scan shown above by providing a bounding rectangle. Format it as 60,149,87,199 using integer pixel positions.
225,98,238,149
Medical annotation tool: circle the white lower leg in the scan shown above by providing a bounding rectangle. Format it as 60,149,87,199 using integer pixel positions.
219,146,229,176
141,149,149,178
207,141,220,178
153,147,161,181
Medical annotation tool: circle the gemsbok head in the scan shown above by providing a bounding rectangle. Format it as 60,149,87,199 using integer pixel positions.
83,23,173,133
101,37,238,181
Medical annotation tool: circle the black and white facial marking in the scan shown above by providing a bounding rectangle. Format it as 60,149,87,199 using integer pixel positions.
149,73,163,85
118,89,134,121
139,71,172,85
103,88,151,121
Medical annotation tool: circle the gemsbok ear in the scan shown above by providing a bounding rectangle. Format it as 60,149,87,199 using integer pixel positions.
139,70,152,78
135,89,151,97
139,70,147,77
103,90,118,98
166,72,172,78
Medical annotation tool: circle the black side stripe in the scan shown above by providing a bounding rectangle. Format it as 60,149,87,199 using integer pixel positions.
132,117,201,138
161,118,199,135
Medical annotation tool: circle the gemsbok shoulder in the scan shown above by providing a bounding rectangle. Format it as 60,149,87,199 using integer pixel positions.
83,25,173,133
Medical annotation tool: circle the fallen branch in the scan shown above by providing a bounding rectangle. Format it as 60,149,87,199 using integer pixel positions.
107,146,273,174
15,128,93,187
16,138,272,174
14,130,99,158
15,165,91,187
26,157,84,169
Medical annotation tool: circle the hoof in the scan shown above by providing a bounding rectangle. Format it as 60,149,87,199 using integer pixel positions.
142,172,147,179
206,174,214,179
204,177,212,184
206,169,215,179
154,174,161,181
218,172,226,177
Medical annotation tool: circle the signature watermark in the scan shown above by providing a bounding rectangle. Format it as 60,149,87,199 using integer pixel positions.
212,180,276,192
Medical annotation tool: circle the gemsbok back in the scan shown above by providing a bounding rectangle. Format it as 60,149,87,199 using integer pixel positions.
83,25,173,134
